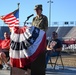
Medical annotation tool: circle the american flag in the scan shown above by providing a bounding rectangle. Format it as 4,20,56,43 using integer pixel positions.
10,26,46,68
0,9,19,28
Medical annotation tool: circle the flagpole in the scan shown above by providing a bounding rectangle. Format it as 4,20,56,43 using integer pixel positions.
17,3,20,25
17,3,20,9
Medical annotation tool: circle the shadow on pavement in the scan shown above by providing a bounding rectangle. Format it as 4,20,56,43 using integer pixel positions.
46,66,76,75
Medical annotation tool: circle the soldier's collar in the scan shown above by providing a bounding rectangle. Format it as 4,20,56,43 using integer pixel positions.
36,14,43,19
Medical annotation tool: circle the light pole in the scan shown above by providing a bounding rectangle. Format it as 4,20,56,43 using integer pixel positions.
47,0,53,27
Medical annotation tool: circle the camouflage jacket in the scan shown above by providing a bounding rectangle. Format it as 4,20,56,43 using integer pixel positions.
32,14,48,32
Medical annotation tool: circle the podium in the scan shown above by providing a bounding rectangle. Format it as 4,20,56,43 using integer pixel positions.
11,51,45,75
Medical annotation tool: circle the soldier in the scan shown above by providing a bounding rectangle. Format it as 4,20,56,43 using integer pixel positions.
31,4,48,75
32,4,48,32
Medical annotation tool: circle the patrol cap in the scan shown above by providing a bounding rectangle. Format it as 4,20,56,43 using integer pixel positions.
34,4,43,10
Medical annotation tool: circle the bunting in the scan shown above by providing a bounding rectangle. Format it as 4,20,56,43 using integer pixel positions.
10,26,46,68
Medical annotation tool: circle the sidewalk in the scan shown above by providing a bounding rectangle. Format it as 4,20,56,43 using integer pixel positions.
0,65,76,75
0,69,10,75
46,64,76,75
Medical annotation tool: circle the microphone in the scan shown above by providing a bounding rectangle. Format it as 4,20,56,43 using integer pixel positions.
27,14,34,19
24,14,34,25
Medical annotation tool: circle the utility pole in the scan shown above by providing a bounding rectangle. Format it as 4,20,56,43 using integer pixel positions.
47,0,53,27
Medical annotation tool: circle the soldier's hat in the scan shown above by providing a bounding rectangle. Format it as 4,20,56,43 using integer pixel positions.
34,4,43,10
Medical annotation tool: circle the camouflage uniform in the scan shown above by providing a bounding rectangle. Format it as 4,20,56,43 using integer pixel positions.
31,4,48,75
32,14,48,32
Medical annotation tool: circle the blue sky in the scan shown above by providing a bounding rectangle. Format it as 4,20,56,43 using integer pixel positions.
0,0,76,26
51,0,76,22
